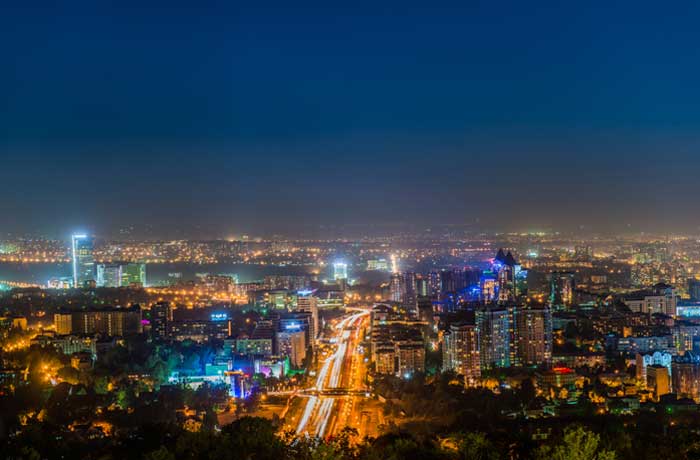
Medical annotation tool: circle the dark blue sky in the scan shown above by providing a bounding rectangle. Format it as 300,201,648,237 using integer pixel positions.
2,1,700,238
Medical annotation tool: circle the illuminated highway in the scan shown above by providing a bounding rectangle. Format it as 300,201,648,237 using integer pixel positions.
294,310,375,438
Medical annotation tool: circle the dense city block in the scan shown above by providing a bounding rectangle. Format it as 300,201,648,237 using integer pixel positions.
2,233,700,458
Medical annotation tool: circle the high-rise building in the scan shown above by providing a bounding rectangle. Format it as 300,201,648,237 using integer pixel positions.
333,262,348,281
374,345,396,375
276,329,307,367
151,301,173,339
515,305,552,366
673,324,700,353
369,303,424,378
476,305,514,369
56,306,142,337
403,272,417,309
443,323,481,386
428,271,441,298
396,342,425,378
72,234,95,288
97,262,146,288
296,291,319,347
54,313,73,335
493,249,518,302
439,269,457,294
96,264,122,288
444,268,473,294
122,263,146,287
514,265,528,297
389,273,403,303
415,274,429,298
672,352,700,402
279,312,313,351
480,274,498,302
388,272,418,309
549,272,575,307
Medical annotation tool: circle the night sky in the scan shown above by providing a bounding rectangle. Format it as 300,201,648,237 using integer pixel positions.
2,1,700,238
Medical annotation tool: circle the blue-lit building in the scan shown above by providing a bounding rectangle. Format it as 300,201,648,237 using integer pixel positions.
72,234,95,288
493,249,518,302
676,301,700,318
227,370,252,399
476,304,514,369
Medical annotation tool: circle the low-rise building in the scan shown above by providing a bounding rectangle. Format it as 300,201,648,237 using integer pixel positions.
636,351,672,385
647,364,671,401
535,367,578,393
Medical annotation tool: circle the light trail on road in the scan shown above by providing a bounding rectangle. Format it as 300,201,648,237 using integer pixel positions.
314,398,335,437
295,310,369,437
296,395,318,434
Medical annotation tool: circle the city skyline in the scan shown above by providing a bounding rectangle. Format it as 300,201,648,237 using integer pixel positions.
5,2,700,458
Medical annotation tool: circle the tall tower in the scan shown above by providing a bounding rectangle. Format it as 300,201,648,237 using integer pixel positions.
389,273,403,302
403,272,418,311
72,234,95,288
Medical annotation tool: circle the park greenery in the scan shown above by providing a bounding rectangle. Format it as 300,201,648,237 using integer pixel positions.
3,416,622,460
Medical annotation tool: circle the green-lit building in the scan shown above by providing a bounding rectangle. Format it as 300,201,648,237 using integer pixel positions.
96,262,146,287
122,263,146,287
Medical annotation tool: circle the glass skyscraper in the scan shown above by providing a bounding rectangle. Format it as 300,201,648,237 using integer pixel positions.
96,263,122,288
96,262,146,287
72,234,95,288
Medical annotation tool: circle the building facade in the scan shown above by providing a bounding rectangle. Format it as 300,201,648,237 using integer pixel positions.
515,306,553,366
443,323,481,386
72,234,95,288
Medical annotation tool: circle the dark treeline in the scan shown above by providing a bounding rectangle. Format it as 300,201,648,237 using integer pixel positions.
0,416,603,460
4,411,700,460
4,370,700,459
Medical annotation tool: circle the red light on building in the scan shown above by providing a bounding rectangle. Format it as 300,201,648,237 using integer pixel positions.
552,366,573,374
